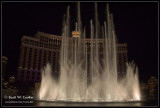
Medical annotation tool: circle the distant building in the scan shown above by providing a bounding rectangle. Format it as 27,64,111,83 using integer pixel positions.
2,56,8,81
146,76,158,98
17,31,128,82
9,75,15,86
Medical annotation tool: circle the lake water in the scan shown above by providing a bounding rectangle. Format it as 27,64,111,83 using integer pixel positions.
2,99,158,107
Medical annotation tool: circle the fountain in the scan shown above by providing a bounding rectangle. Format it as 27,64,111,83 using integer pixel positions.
38,2,141,102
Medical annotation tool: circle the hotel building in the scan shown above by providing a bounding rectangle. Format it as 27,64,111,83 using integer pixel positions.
17,31,128,82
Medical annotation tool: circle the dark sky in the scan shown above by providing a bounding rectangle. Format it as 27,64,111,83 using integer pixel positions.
2,1,158,82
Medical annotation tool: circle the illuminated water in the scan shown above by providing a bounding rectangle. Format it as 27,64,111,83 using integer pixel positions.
38,3,141,102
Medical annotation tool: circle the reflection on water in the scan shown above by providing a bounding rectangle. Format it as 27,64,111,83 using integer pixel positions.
36,101,142,106
2,99,158,106
35,100,157,106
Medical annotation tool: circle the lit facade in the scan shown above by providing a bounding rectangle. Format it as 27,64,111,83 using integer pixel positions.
17,31,128,82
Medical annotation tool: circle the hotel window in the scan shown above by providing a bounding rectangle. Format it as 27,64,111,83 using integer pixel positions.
44,51,46,56
32,71,35,76
24,50,27,55
37,42,40,46
24,40,27,44
23,56,26,60
39,42,42,47
43,52,46,60
26,70,30,74
22,63,25,68
23,52,26,62
28,64,31,69
38,63,41,70
38,50,42,68
34,49,37,59
21,74,24,79
32,76,35,80
33,63,36,69
26,74,29,79
37,71,40,76
39,76,41,81
28,55,31,61
34,49,37,52
35,42,37,46
38,56,41,61
31,41,34,45
26,71,30,79
29,48,32,52
45,43,47,48
24,47,27,51
48,51,51,55
21,70,24,75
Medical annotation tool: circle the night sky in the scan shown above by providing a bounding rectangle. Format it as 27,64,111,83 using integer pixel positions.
2,1,158,82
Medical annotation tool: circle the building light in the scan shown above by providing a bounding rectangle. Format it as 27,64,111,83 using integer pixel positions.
72,31,80,37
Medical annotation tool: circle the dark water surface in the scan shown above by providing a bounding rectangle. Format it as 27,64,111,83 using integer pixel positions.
2,99,158,106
